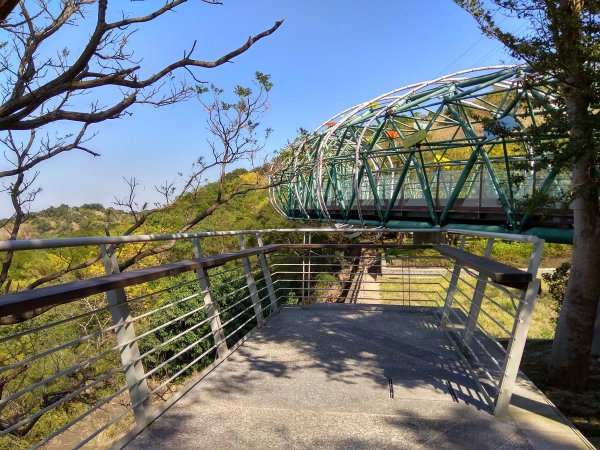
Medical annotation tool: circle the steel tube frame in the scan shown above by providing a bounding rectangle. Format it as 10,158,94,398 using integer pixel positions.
269,66,580,243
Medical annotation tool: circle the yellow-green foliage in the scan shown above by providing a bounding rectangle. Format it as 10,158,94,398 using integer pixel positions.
2,169,293,291
464,238,571,267
0,300,124,449
380,274,558,339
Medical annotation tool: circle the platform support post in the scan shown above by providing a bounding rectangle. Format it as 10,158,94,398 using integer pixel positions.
100,244,152,426
191,238,228,359
256,233,278,315
239,235,265,326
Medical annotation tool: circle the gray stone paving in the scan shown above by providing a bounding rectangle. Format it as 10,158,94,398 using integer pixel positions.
126,305,590,449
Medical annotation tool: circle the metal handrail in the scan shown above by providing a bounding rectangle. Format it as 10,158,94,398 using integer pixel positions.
0,228,544,448
0,227,540,251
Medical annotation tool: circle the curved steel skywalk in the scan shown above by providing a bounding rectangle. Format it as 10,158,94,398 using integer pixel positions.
270,66,585,243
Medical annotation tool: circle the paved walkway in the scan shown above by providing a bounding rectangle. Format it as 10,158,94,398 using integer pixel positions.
126,305,592,450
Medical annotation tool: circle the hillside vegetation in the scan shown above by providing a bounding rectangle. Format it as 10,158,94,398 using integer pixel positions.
1,169,294,292
2,169,289,241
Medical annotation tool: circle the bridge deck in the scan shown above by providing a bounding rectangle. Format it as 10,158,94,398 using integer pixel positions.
126,305,587,450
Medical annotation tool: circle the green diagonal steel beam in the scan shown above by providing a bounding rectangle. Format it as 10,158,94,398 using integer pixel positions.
384,152,415,221
439,148,481,224
480,149,517,228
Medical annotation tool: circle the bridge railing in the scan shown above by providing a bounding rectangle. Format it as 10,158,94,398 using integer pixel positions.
319,159,572,211
435,232,544,415
276,155,577,241
0,228,543,448
270,243,451,306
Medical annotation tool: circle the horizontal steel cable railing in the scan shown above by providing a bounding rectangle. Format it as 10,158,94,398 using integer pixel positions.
0,228,543,448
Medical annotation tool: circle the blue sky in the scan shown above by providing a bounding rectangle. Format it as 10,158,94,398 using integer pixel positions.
2,0,520,216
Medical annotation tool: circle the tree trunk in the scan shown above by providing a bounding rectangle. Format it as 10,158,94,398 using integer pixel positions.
547,98,600,390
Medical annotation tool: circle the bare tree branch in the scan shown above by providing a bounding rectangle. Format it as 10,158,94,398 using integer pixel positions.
0,1,282,293
0,0,283,131
0,0,18,22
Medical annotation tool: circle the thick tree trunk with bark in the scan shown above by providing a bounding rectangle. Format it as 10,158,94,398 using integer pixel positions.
548,158,600,388
455,0,599,391
548,79,600,389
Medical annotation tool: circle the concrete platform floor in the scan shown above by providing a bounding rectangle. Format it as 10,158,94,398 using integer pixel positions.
126,304,592,450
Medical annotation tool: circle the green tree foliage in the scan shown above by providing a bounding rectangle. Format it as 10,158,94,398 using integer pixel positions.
138,266,269,382
542,262,571,316
137,273,215,382
0,298,122,449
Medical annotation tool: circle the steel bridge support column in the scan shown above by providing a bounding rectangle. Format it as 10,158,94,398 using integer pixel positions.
100,245,153,427
191,238,228,359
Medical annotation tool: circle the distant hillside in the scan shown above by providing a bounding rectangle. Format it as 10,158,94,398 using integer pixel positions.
0,169,298,291
1,169,292,242
0,204,133,240
143,169,292,234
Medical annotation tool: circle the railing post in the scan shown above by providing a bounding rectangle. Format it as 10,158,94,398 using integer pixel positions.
526,237,545,279
441,235,467,325
463,237,494,348
302,232,307,301
191,238,228,359
307,232,312,301
239,235,265,326
256,233,278,315
494,237,545,415
494,278,541,416
100,245,152,426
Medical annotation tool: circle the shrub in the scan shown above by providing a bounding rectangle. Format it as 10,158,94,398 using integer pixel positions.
542,262,570,316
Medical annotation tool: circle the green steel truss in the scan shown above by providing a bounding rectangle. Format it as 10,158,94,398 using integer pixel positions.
270,66,585,243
